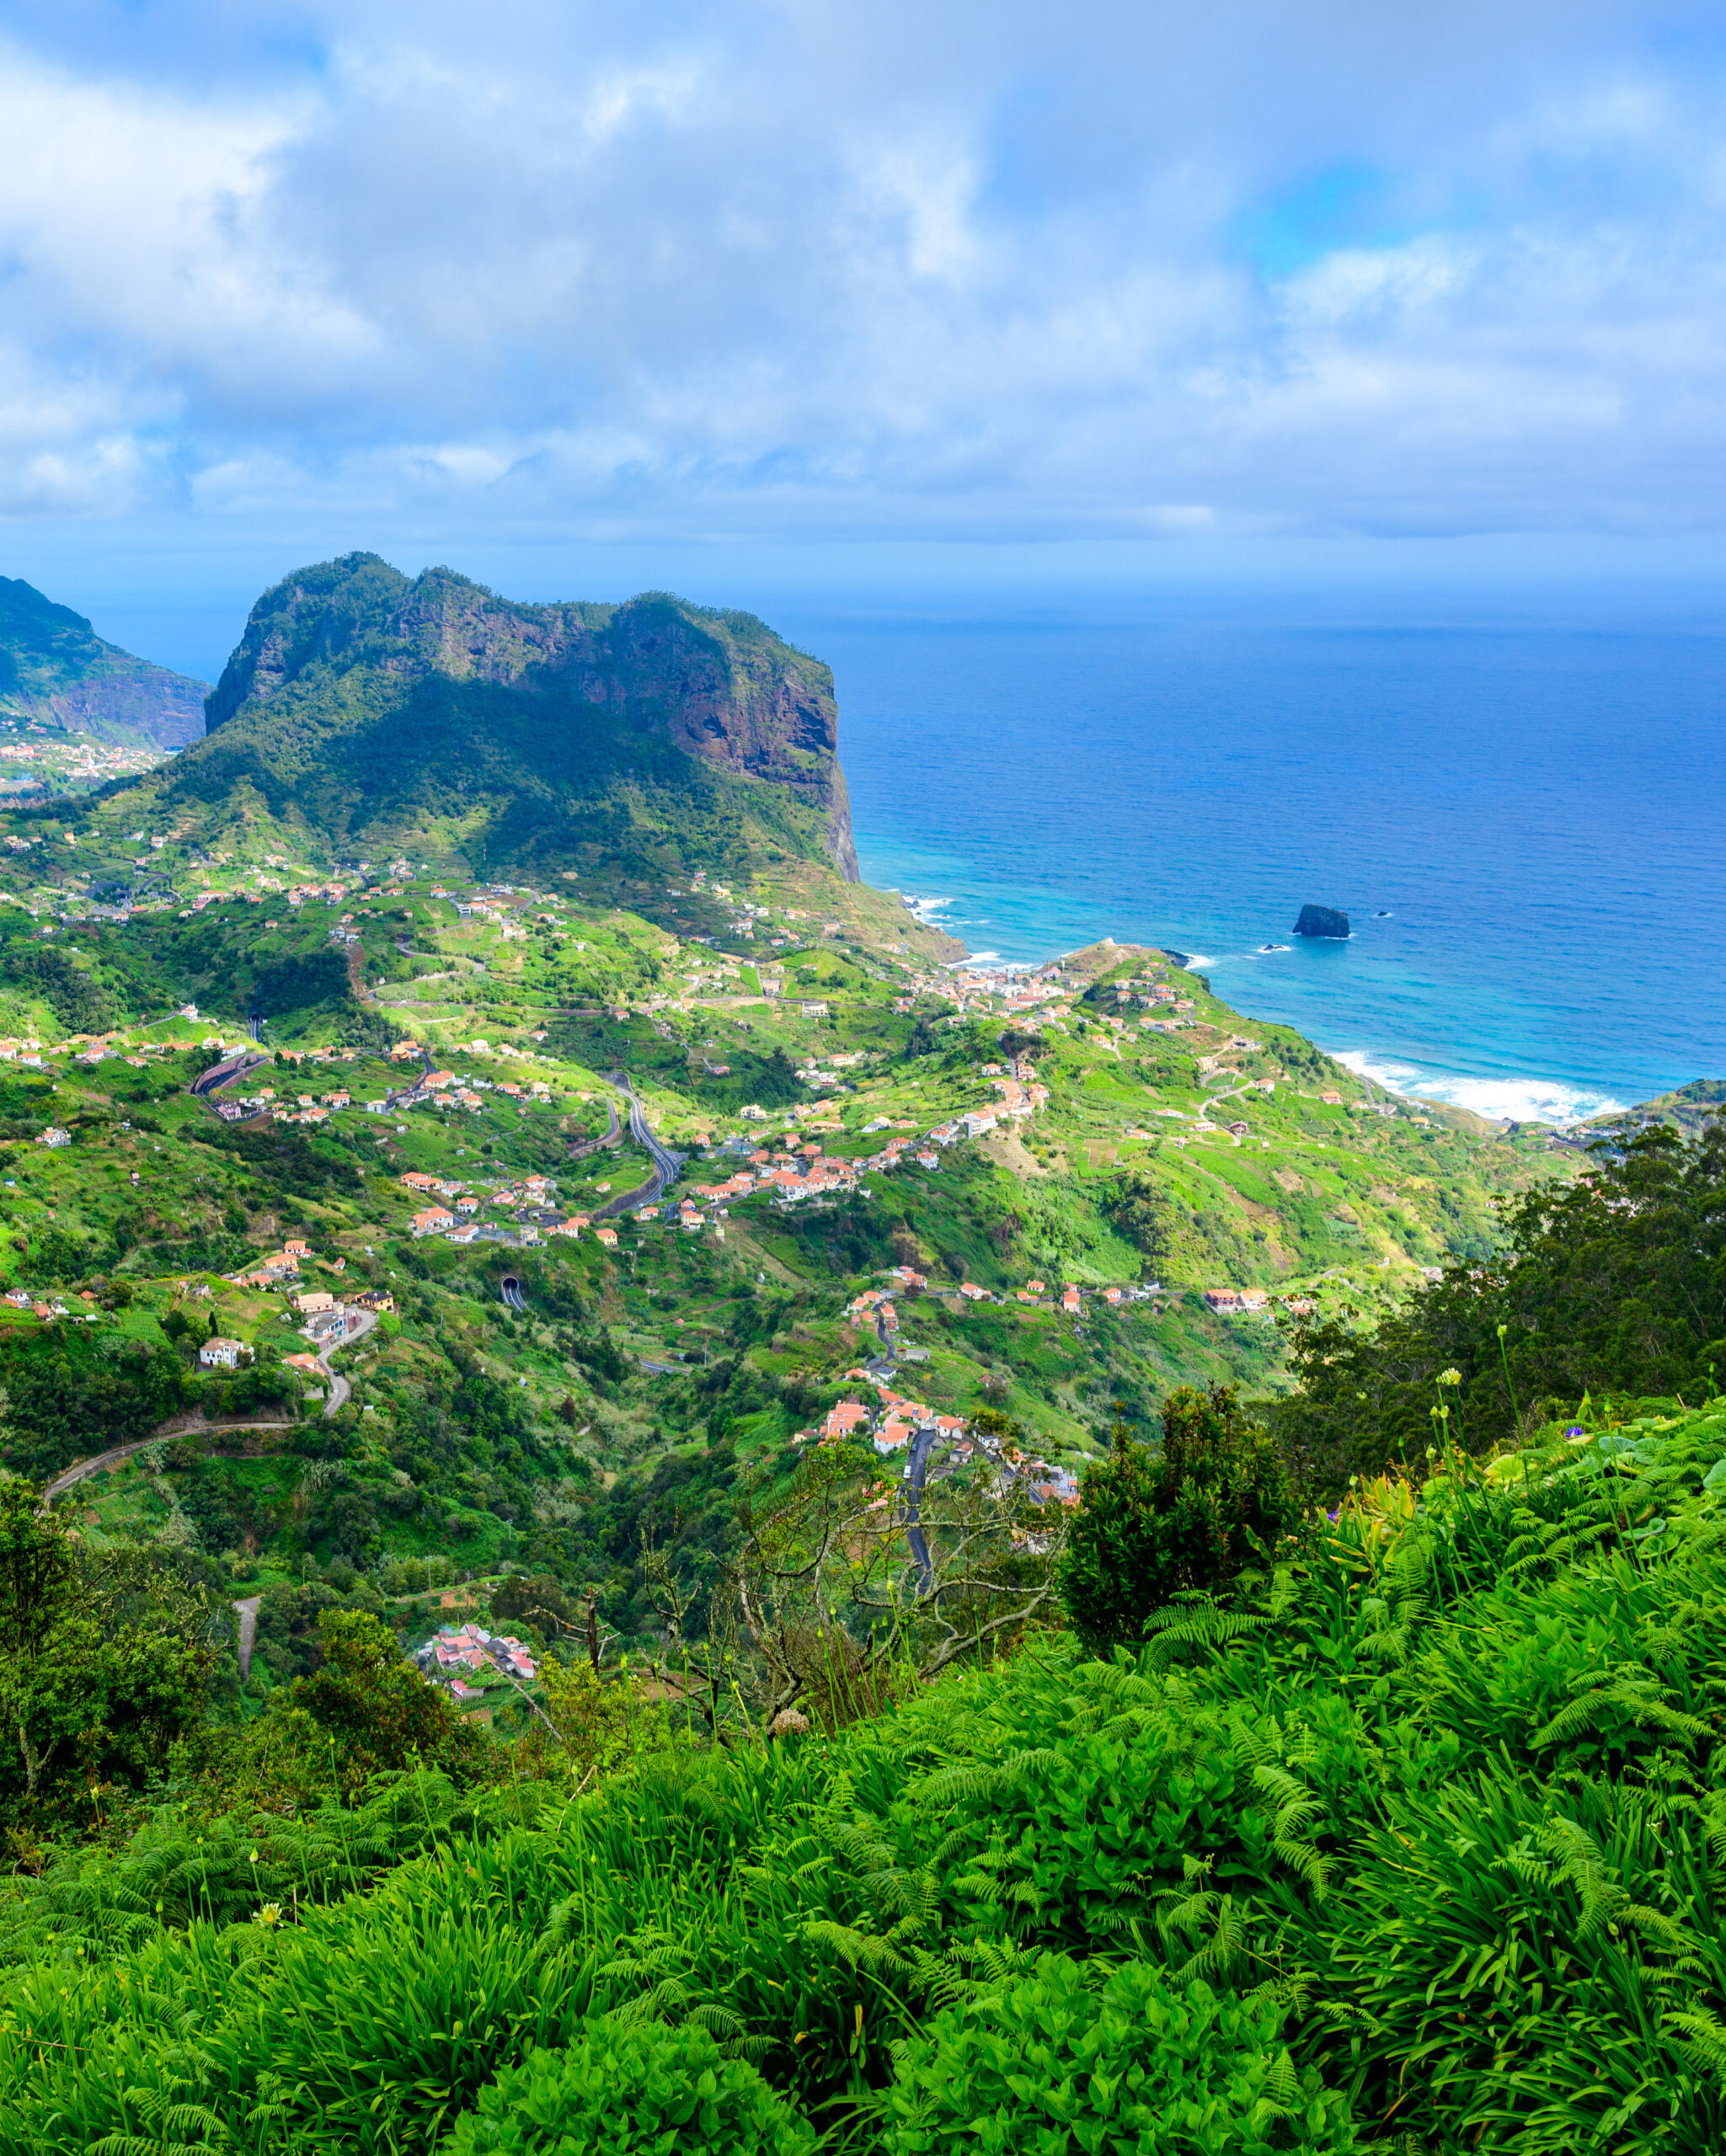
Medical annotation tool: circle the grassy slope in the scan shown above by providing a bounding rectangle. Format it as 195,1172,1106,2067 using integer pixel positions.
7,1396,1726,2153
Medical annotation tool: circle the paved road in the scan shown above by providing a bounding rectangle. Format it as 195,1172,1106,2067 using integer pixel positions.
500,1274,526,1313
190,1052,268,1102
233,1594,261,1680
43,1421,296,1503
312,1306,377,1417
593,1072,688,1219
904,1425,938,1592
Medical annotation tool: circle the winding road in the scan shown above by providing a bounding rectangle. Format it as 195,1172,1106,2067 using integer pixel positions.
43,1421,296,1504
593,1072,687,1219
311,1306,377,1417
903,1426,937,1592
234,1595,261,1680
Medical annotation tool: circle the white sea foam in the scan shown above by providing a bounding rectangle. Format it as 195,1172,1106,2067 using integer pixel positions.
1334,1049,1626,1127
1180,953,1218,970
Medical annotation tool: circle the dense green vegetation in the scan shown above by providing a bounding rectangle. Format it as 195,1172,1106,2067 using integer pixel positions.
8,1384,1726,2151
1276,1121,1726,1492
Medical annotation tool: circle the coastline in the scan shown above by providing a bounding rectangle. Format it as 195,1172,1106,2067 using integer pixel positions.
896,884,1638,1129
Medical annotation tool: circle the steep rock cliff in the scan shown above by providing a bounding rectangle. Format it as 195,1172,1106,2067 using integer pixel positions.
0,577,207,749
193,556,858,880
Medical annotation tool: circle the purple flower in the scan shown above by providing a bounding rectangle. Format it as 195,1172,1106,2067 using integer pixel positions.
1564,1425,1586,1438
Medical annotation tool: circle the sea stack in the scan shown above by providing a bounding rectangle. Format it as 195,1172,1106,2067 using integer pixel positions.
1294,904,1350,939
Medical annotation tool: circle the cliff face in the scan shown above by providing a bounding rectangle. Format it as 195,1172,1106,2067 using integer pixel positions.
201,556,858,879
0,577,207,749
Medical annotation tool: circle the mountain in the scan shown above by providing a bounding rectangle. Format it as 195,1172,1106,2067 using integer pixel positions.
0,576,208,749
115,553,859,887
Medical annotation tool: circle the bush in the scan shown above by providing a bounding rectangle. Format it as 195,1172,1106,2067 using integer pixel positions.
448,2016,815,2155
1060,1386,1301,1653
883,1954,1355,2156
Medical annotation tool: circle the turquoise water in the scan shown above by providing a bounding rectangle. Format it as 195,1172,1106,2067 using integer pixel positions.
783,595,1726,1123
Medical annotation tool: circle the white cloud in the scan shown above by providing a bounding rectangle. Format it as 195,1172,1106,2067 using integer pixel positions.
0,0,1721,537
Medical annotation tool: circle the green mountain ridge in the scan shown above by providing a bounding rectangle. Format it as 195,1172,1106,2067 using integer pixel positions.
0,574,209,750
83,554,861,892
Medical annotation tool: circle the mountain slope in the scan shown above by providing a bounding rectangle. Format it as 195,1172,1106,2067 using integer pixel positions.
0,576,208,749
99,555,859,887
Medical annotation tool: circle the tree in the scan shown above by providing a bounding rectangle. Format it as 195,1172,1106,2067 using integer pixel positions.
0,1480,213,1815
710,1448,1062,1738
1274,1119,1726,1496
288,1608,490,1793
1060,1387,1301,1655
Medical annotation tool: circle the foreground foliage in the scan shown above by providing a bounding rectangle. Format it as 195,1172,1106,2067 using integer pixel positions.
1281,1121,1726,1487
8,1389,1726,2151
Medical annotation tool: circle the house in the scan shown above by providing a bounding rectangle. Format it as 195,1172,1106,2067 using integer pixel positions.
412,1206,456,1235
1060,1286,1082,1313
198,1337,245,1369
1205,1289,1244,1312
874,1417,913,1453
594,1226,619,1249
820,1400,874,1443
293,1289,337,1315
282,1352,323,1374
800,1001,829,1017
958,1283,990,1301
37,1127,71,1148
303,1306,348,1342
350,1288,396,1315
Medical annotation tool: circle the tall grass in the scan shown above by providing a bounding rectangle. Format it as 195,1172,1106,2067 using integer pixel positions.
6,1399,1726,2153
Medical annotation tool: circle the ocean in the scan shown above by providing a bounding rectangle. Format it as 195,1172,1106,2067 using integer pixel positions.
779,590,1726,1124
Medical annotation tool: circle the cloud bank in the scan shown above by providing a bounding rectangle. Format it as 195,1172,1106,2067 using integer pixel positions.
1,0,1723,540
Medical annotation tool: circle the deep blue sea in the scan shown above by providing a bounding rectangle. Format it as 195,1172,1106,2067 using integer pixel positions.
776,592,1726,1124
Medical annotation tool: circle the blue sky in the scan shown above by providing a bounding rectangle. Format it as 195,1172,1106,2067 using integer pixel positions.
2,0,1725,671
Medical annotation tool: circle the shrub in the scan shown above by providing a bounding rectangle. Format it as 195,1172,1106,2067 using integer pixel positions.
1060,1387,1301,1653
883,1954,1355,2156
448,2016,815,2155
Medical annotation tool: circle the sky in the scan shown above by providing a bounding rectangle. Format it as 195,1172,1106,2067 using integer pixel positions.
3,0,1726,672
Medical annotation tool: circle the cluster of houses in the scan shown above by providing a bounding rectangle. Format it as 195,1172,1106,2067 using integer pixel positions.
802,1380,1082,1510
403,1168,566,1246
388,1066,553,1118
412,1622,538,1701
3,1286,72,1321
1204,1287,1317,1319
